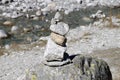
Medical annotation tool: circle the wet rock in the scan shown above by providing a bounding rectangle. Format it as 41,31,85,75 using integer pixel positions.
36,10,42,16
3,21,13,26
32,16,39,20
1,0,13,4
50,22,69,36
90,10,106,20
82,16,91,22
11,26,19,33
11,11,23,19
23,27,32,33
30,55,112,80
50,32,66,46
4,44,10,49
0,29,8,39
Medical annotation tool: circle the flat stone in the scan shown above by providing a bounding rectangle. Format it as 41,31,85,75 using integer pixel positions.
43,59,71,67
50,32,66,46
50,22,69,35
3,21,13,26
44,38,67,62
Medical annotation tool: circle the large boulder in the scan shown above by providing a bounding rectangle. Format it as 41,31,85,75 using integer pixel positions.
24,55,112,80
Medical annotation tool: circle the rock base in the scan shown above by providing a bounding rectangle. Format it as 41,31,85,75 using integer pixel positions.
34,55,112,80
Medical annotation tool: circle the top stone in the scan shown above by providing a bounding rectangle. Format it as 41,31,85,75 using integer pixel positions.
50,22,69,35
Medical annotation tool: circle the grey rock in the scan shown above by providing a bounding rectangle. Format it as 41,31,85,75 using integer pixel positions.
54,12,63,21
90,10,106,20
44,38,67,62
31,55,112,80
50,22,69,36
72,55,112,80
11,11,23,19
36,10,42,16
0,29,8,39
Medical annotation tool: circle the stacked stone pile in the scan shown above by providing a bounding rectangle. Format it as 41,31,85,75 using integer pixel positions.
43,12,70,66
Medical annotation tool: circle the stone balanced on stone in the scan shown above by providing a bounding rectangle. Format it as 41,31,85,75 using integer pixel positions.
43,12,70,66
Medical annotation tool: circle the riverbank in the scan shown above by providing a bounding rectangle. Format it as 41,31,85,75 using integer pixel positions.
0,24,120,79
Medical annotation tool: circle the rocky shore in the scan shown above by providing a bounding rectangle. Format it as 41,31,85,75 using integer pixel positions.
0,0,120,18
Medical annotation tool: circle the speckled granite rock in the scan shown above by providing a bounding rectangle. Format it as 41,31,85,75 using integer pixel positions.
27,55,112,80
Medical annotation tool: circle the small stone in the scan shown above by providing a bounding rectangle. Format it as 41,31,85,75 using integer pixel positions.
50,32,66,46
4,44,10,49
3,21,13,26
23,27,32,33
11,26,19,33
0,29,8,39
41,7,49,16
50,22,69,35
36,10,42,16
44,38,67,62
47,2,56,11
32,16,39,20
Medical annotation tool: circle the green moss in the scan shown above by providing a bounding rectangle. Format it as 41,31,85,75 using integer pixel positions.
31,74,37,80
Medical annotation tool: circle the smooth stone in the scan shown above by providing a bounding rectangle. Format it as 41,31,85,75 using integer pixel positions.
50,32,66,46
44,38,67,62
3,21,13,26
0,29,8,39
23,27,32,33
82,16,91,22
54,12,62,21
11,26,19,33
36,10,42,16
50,22,69,36
32,16,39,20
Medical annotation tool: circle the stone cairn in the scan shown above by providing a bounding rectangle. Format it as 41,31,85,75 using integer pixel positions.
43,12,70,66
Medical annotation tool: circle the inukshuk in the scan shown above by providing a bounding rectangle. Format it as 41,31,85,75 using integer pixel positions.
43,12,70,66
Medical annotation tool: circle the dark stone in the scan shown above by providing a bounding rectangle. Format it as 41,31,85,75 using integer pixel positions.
72,55,112,80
